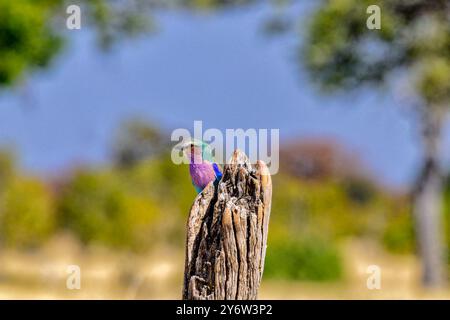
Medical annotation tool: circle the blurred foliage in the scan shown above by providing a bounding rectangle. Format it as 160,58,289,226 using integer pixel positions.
55,121,196,251
0,0,155,86
76,0,155,50
0,0,264,87
265,237,342,281
261,0,294,36
280,139,367,181
0,120,433,281
0,150,15,190
270,173,394,240
0,176,55,248
303,0,450,284
0,0,62,86
304,0,450,106
265,138,412,280
57,161,195,252
2,0,446,281
382,205,415,254
112,118,166,168
58,170,162,251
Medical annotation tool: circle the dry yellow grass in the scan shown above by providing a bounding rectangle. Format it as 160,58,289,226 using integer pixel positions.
0,235,449,299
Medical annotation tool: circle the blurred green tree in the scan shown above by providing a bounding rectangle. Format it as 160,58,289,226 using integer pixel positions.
0,176,55,248
0,0,156,87
264,237,343,281
303,0,450,287
0,0,61,85
0,150,15,191
0,0,260,87
112,119,166,168
57,169,162,251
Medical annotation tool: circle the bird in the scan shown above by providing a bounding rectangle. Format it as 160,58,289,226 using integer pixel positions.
179,139,223,193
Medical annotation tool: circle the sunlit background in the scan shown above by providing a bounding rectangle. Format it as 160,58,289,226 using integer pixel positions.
0,0,449,299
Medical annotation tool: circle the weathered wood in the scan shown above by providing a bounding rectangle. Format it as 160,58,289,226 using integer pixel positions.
183,150,272,300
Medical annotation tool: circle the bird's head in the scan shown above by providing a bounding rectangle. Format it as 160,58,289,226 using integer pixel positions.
178,139,214,164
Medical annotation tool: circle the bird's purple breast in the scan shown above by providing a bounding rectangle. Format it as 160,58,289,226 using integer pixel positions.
190,162,216,190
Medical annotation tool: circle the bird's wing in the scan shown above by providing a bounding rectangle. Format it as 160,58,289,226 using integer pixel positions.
201,160,222,180
212,163,223,180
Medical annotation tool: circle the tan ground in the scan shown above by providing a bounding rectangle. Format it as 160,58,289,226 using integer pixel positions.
0,234,448,299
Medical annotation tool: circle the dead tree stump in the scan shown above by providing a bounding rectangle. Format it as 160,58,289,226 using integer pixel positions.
183,150,272,300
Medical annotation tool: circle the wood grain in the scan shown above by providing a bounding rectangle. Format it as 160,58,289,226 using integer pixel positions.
182,150,272,300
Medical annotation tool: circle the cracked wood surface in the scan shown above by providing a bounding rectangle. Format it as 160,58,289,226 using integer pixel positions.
183,150,272,300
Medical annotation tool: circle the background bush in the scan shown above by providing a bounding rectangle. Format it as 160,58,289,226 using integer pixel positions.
0,176,55,248
264,237,343,281
57,169,162,251
0,121,427,282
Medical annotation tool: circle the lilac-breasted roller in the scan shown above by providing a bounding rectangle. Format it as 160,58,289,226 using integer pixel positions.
179,139,223,193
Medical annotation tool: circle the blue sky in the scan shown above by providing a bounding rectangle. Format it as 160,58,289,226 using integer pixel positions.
0,3,445,188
